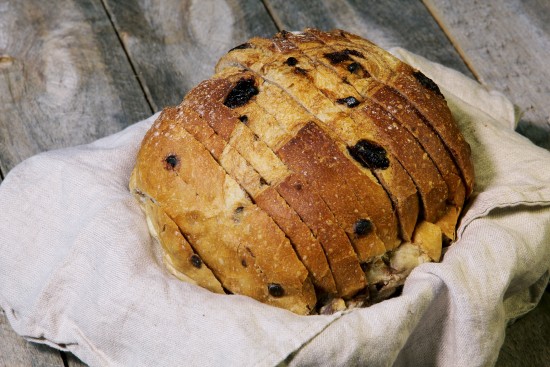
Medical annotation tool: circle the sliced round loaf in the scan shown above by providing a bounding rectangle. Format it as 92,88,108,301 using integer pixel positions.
130,29,474,315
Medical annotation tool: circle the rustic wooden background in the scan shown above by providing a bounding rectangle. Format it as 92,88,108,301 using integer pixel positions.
1,0,549,366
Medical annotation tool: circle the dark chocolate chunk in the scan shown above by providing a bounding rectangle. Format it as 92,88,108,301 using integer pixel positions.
165,154,179,170
229,43,251,52
268,283,285,297
190,254,202,268
346,62,370,78
347,62,360,73
238,115,248,123
241,259,248,267
285,57,298,66
336,96,360,108
354,219,373,237
412,71,443,98
223,78,259,108
348,140,390,169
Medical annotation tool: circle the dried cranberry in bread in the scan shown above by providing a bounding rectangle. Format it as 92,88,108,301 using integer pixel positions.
130,29,474,315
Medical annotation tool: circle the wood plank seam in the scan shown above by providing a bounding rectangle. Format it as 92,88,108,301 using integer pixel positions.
421,0,482,82
99,0,155,114
261,0,284,31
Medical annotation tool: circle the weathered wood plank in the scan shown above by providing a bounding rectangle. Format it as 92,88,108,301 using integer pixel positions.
263,0,472,75
497,291,550,366
102,0,279,110
423,0,550,149
0,0,151,365
0,0,151,174
0,308,64,367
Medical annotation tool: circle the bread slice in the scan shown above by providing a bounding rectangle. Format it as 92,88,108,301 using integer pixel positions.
180,70,365,296
182,74,290,184
277,121,388,261
308,28,475,196
268,33,449,224
174,103,338,295
223,62,403,251
284,31,466,210
131,107,316,314
275,173,367,297
282,31,464,239
216,40,418,242
254,186,338,295
130,183,225,293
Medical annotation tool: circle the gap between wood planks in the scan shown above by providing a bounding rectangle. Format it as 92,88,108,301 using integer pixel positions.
265,0,479,85
98,0,156,114
420,0,481,83
261,0,284,31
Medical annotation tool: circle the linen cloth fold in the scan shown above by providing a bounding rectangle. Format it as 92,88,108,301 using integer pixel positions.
1,48,549,367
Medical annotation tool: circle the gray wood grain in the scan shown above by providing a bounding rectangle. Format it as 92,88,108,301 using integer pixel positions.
102,0,279,110
497,291,550,366
0,308,64,367
0,0,151,174
263,0,472,76
423,0,550,149
0,0,152,365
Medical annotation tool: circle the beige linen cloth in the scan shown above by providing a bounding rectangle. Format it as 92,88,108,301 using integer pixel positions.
1,49,549,367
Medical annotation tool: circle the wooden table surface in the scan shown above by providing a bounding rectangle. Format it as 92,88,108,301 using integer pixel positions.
1,0,549,366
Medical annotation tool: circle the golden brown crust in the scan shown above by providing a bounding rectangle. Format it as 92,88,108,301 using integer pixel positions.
175,103,338,295
310,28,475,196
265,36,448,224
364,85,466,208
132,185,225,294
131,29,474,314
255,187,337,295
131,107,315,314
187,75,368,295
353,104,448,222
277,122,388,261
216,41,408,246
285,31,466,211
183,71,290,184
275,174,367,298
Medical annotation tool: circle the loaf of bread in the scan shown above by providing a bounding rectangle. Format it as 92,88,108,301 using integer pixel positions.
129,29,474,315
